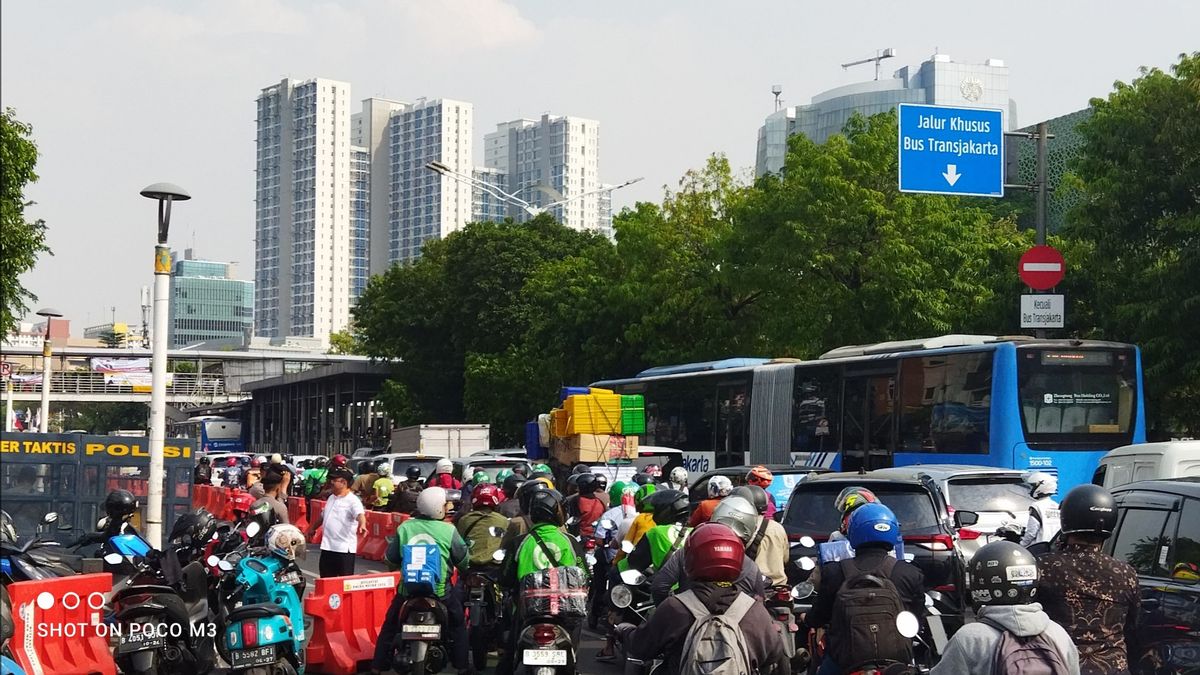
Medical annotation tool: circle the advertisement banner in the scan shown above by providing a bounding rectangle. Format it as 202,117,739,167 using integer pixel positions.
91,357,150,373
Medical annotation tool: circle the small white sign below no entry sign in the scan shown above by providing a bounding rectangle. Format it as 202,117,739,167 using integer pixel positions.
1021,294,1065,329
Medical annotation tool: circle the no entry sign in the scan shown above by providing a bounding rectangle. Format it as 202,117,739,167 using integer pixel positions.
1019,245,1065,290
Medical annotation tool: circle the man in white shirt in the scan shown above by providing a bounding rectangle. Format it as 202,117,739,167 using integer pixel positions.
306,467,367,578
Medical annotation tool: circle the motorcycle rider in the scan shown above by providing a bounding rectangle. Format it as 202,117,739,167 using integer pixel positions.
933,540,1079,675
688,475,732,527
391,465,426,515
563,473,607,539
1037,484,1140,675
498,480,554,563
654,494,766,603
250,468,290,524
497,473,527,518
665,466,689,492
302,455,329,510
461,470,491,510
429,458,463,490
223,456,244,488
817,486,879,567
73,488,142,550
1021,471,1061,551
613,483,658,564
746,465,778,519
621,489,691,574
457,484,509,567
373,486,471,675
193,456,212,484
803,503,925,675
372,464,396,510
590,480,633,629
617,523,787,675
730,485,789,587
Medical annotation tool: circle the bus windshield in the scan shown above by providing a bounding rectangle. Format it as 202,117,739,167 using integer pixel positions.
1017,348,1137,447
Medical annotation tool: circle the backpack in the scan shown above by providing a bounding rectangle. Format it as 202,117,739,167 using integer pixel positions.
675,590,755,675
401,542,443,594
829,556,912,671
980,618,1072,675
744,517,770,560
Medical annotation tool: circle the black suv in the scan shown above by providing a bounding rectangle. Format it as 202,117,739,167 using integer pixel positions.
781,470,973,628
1106,478,1200,675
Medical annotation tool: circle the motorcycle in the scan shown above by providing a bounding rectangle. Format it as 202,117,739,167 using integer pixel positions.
1,584,24,675
492,546,585,675
464,525,507,671
1,513,83,582
213,521,308,674
389,592,451,675
103,544,216,675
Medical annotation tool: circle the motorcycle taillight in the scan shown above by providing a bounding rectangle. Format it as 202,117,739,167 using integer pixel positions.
241,621,257,648
774,588,793,602
532,623,556,646
585,539,596,550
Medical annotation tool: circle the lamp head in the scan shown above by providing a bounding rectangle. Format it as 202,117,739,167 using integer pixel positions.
35,308,63,319
140,183,191,202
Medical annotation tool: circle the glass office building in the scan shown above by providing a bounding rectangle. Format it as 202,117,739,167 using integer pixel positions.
169,251,255,348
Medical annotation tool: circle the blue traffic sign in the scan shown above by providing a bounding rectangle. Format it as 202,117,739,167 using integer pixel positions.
898,103,1004,197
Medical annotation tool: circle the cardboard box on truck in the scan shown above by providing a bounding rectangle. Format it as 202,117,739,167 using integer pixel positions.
389,424,490,458
550,433,639,464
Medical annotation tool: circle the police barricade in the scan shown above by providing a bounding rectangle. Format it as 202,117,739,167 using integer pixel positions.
358,511,405,562
6,573,117,675
288,496,309,532
304,572,401,675
309,499,325,545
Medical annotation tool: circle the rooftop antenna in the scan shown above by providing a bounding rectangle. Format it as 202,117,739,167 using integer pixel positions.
841,47,897,81
771,84,783,112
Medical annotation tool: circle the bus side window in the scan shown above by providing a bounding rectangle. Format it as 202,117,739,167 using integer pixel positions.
1092,464,1107,486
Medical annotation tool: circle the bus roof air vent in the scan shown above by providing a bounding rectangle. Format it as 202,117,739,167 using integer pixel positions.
819,335,998,360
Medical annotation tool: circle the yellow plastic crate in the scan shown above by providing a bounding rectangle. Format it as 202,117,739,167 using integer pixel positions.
563,394,622,435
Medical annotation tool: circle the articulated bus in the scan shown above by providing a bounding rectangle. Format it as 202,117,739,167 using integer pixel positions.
591,335,1146,494
169,416,245,454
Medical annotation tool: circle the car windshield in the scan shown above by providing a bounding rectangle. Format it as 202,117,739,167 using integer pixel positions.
391,459,440,480
945,477,1033,518
463,462,530,482
783,484,942,537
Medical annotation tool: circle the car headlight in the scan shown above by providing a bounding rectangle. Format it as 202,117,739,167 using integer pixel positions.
610,584,632,609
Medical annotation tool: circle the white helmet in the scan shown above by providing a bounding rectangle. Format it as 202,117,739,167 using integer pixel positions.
269,453,283,465
1026,471,1058,499
266,524,307,561
377,463,392,477
669,466,689,486
435,458,453,474
417,486,448,519
708,475,733,499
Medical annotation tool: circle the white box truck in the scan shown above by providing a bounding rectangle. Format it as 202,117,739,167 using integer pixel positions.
389,424,491,458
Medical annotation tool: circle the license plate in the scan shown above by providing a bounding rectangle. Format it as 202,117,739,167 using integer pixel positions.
117,630,167,653
402,624,441,640
523,649,567,666
229,645,277,668
277,571,301,585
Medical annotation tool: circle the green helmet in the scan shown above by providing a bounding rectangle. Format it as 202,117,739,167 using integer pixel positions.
472,470,491,484
496,468,514,483
609,480,627,504
635,483,658,512
533,463,552,474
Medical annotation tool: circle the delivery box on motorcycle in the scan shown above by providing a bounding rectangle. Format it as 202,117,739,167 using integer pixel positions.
518,566,589,618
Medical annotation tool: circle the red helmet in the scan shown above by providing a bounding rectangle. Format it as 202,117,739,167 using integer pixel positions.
251,456,265,468
684,523,745,582
746,465,773,487
471,484,504,509
643,464,662,478
229,491,255,516
226,457,238,467
331,454,348,467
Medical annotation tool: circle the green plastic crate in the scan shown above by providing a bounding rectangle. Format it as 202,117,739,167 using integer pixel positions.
620,394,644,410
621,408,646,435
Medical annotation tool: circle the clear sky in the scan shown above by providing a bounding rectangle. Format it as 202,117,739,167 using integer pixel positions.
2,0,1195,332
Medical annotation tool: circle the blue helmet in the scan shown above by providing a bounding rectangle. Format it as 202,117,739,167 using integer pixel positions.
847,503,901,549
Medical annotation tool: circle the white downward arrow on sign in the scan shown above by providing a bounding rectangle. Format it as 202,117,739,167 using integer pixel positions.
943,165,961,186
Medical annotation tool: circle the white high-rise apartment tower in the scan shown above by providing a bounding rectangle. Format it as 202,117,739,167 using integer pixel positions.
484,114,608,235
255,77,352,343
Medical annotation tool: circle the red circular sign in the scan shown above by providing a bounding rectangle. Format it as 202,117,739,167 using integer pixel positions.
1018,245,1065,290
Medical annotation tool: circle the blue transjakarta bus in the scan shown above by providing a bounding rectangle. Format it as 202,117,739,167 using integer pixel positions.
591,335,1146,494
170,415,245,454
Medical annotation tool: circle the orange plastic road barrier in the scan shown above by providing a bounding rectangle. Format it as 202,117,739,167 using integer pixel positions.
309,500,325,545
7,573,117,675
288,497,309,532
304,572,401,675
359,511,397,561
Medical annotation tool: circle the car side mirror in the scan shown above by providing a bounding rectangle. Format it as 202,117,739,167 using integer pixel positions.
953,510,979,528
799,535,815,548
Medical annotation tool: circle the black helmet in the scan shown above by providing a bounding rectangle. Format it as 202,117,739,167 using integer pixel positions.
315,456,329,468
576,473,600,495
631,472,652,486
503,474,528,498
572,464,590,475
1060,484,1117,538
517,480,550,515
528,490,565,526
169,508,217,545
593,473,608,492
650,489,690,526
405,465,423,482
199,456,210,465
967,540,1040,607
731,485,769,515
530,470,553,483
104,489,138,519
512,464,530,477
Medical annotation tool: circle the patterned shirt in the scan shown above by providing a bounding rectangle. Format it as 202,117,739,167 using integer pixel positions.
1038,542,1140,675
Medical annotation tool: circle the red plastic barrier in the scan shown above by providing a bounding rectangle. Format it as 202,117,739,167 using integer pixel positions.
288,496,309,532
304,572,401,675
359,511,397,561
7,573,117,675
309,500,325,545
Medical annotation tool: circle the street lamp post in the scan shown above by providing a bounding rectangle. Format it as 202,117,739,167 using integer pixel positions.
140,182,190,548
34,307,63,433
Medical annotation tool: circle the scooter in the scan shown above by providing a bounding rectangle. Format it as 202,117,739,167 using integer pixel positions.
214,521,308,674
492,546,586,675
1,513,82,582
1,585,25,675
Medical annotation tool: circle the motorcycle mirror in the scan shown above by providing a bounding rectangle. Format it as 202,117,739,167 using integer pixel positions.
798,557,816,571
924,593,934,608
488,527,505,538
97,517,109,530
791,582,814,600
895,611,920,639
218,560,234,572
619,569,646,586
207,555,220,567
610,584,632,609
492,549,507,562
599,519,616,530
245,521,261,538
799,535,815,548
103,553,124,565
43,512,59,524
620,540,635,554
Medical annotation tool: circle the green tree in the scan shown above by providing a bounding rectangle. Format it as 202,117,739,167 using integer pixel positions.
1065,52,1200,435
97,330,126,348
328,328,363,355
61,402,148,434
0,108,51,335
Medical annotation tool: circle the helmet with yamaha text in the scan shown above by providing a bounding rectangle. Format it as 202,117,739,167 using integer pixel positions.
684,523,744,582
